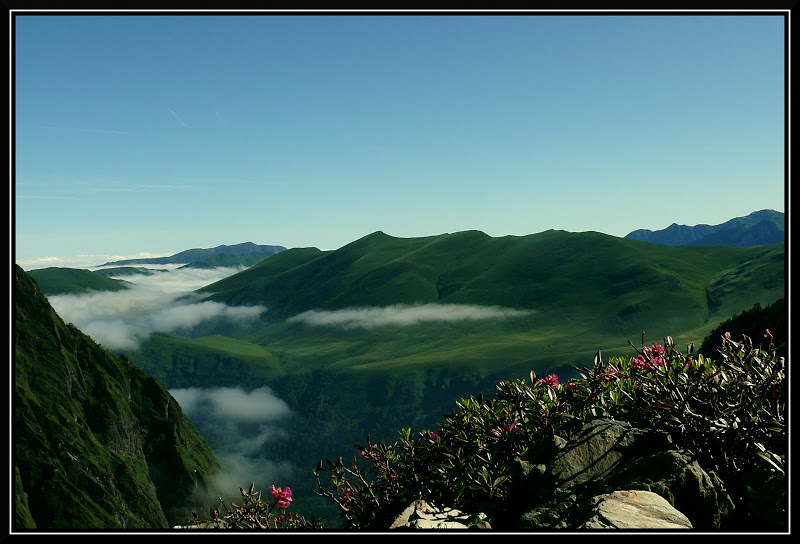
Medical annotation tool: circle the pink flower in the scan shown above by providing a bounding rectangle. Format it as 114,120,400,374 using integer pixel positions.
539,374,560,388
360,445,379,460
429,430,439,440
270,485,293,510
600,366,622,381
650,356,664,367
492,422,519,435
338,487,360,515
643,343,665,357
724,331,731,339
632,355,649,371
764,329,773,339
566,381,577,390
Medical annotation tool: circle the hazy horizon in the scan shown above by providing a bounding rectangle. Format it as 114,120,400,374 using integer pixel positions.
15,204,785,272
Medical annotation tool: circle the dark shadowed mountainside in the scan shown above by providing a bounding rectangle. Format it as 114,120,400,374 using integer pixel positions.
13,265,223,529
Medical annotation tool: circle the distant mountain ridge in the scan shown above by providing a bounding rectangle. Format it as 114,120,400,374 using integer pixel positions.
624,209,784,246
28,266,133,295
99,242,286,268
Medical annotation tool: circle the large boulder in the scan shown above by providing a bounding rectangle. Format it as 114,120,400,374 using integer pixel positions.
515,419,733,530
580,490,692,529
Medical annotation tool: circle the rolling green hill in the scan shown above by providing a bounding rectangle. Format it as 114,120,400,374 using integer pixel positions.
199,230,783,333
180,230,784,432
27,267,132,296
153,229,786,429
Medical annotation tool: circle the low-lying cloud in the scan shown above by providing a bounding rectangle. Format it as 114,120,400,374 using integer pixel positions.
170,386,292,423
46,267,265,351
287,303,533,330
16,253,173,271
170,386,295,496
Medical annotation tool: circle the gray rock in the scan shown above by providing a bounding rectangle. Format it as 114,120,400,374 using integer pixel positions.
518,491,579,530
516,419,733,530
592,449,733,529
390,500,490,529
580,490,692,529
548,419,636,488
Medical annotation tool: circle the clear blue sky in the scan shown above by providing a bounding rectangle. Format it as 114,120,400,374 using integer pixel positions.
13,11,786,264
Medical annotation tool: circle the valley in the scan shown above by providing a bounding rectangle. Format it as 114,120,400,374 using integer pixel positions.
16,223,787,525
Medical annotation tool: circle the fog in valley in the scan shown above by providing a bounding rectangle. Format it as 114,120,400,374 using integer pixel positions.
46,265,266,351
169,386,297,495
43,263,541,502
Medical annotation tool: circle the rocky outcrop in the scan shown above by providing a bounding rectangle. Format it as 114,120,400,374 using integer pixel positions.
515,419,734,530
392,418,741,530
580,490,692,529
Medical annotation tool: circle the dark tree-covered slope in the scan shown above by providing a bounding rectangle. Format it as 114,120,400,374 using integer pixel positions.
13,265,223,530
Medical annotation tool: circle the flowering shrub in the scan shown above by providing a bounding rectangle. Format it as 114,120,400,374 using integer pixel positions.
188,482,324,529
314,330,786,529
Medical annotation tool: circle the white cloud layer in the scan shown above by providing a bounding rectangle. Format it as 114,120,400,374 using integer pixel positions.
170,386,292,423
16,252,173,271
170,386,295,494
287,303,532,329
46,267,264,350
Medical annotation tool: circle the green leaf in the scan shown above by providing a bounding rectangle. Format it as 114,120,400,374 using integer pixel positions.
755,450,785,475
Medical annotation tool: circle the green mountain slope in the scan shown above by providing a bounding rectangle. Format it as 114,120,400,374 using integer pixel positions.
178,231,783,436
174,230,787,402
200,230,783,332
13,265,223,529
28,267,132,296
131,333,285,389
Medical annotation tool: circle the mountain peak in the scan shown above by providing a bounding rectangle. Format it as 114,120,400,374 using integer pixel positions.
624,210,784,247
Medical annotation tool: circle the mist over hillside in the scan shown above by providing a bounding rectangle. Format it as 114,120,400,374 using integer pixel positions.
168,386,297,497
42,266,266,351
